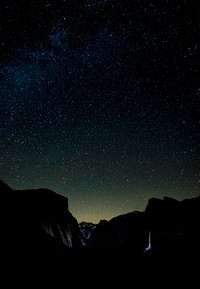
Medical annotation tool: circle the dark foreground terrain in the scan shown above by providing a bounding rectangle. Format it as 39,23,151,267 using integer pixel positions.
1,180,199,287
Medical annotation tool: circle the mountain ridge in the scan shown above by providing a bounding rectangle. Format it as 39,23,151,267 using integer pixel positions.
1,179,199,285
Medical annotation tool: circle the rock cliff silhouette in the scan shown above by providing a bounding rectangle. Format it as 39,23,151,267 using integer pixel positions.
1,179,199,286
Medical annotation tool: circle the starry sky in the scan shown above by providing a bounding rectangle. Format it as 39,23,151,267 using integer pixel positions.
0,0,199,223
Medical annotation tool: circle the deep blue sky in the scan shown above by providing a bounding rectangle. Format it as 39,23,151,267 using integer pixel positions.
0,0,199,222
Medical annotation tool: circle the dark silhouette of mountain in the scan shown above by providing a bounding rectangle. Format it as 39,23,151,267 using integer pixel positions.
145,195,200,255
1,179,83,249
85,211,148,254
1,179,86,285
81,195,200,257
1,179,199,286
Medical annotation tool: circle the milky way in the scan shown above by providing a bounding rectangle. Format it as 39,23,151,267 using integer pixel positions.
0,1,199,222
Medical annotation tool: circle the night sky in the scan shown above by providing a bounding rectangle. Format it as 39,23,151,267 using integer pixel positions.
0,0,199,223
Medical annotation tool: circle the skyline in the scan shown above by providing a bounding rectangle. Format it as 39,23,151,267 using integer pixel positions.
0,1,199,223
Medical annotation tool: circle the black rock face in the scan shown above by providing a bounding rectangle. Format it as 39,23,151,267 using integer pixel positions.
145,195,200,255
1,180,83,259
